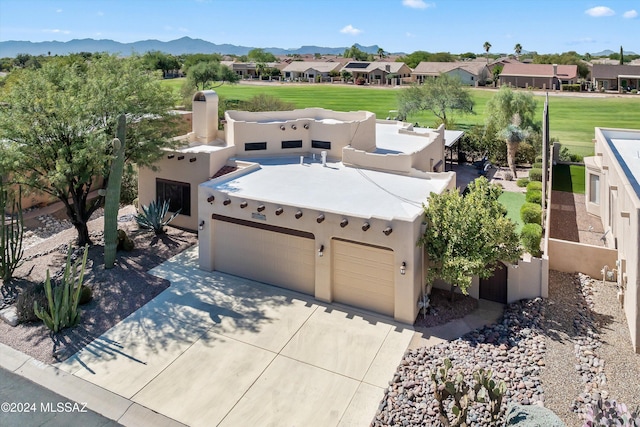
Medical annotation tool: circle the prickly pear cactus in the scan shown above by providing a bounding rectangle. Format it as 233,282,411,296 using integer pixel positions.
104,114,126,269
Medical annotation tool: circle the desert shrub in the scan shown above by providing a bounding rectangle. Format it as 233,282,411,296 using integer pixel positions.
561,84,581,92
526,189,543,204
503,171,513,181
583,398,640,426
570,153,584,163
535,155,543,163
521,202,542,225
120,165,138,205
529,168,543,182
136,200,180,235
632,89,638,94
516,178,530,187
527,181,542,192
15,283,48,323
521,223,542,257
532,162,543,169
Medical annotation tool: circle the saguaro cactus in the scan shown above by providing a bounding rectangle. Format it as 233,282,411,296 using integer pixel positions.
104,114,126,269
0,178,24,283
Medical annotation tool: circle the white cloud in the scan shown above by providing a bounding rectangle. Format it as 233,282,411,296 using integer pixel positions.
340,25,362,35
43,29,71,34
585,6,615,17
402,0,434,9
623,9,638,18
56,9,62,13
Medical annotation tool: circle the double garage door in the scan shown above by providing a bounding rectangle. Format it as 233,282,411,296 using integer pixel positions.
212,217,315,295
212,216,395,317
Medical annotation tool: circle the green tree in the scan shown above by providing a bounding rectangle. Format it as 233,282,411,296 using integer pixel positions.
181,53,223,70
143,51,180,78
397,74,475,128
620,45,624,65
0,55,179,246
485,86,538,176
396,50,431,68
419,177,522,302
343,44,370,61
377,47,387,59
185,61,238,90
483,41,492,63
247,48,277,63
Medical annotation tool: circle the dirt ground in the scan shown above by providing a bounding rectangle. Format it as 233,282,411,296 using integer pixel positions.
0,206,197,364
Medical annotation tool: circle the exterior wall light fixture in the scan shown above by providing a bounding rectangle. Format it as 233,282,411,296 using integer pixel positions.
257,204,265,212
207,195,215,203
400,262,406,275
383,227,393,236
199,220,205,230
318,245,324,257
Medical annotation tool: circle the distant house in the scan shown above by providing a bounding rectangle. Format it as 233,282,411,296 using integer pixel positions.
340,61,412,85
592,64,640,91
499,63,578,89
411,62,489,86
281,62,342,82
220,61,283,79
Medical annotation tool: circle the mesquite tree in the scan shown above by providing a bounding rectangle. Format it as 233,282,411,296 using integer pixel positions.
0,55,179,246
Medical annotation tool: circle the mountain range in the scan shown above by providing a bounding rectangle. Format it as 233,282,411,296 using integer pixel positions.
0,37,386,58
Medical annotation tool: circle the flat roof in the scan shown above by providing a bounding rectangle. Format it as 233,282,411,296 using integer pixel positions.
203,156,451,221
374,123,433,154
604,128,640,198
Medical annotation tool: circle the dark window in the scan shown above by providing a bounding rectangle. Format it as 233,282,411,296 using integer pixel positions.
311,140,331,149
156,179,190,216
245,142,267,151
282,140,303,149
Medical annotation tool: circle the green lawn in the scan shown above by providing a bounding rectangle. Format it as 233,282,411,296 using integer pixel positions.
162,79,640,157
552,164,586,194
498,191,526,233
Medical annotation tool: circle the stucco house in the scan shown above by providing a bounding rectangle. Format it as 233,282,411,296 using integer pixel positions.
499,63,578,89
281,62,342,82
584,127,640,353
412,62,489,86
139,90,457,323
591,64,640,91
340,61,412,85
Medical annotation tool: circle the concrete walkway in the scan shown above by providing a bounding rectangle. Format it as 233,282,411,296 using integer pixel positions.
0,246,504,427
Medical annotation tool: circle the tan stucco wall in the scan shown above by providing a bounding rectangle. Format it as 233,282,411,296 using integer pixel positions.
583,127,640,352
548,238,618,278
508,256,549,301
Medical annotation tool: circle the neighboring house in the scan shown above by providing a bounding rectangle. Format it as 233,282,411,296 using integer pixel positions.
281,62,342,81
584,127,640,353
340,61,412,85
220,61,283,78
591,64,640,91
499,63,578,89
139,90,454,323
411,62,489,86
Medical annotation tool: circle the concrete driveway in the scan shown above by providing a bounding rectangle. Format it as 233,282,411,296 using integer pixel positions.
57,246,414,427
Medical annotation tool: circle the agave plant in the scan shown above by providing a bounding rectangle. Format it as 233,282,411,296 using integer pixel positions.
136,200,180,235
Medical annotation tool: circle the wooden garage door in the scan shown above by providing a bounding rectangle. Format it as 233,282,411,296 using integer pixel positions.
332,239,394,317
212,218,315,295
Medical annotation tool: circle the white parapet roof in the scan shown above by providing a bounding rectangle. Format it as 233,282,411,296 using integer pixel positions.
203,156,452,221
603,128,640,198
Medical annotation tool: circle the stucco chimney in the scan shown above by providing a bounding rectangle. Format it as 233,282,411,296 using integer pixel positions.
192,90,219,144
552,64,558,76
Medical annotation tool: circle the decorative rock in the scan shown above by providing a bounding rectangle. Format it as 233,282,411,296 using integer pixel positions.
505,403,566,426
0,306,18,327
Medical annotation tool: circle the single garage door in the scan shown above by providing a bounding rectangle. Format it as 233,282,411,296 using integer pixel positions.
212,216,315,295
332,238,395,317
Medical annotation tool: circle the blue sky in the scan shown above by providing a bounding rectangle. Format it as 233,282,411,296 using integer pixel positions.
0,0,638,54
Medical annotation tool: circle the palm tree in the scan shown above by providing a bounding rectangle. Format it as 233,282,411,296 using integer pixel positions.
514,43,522,60
377,47,387,59
483,41,492,64
500,114,529,178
